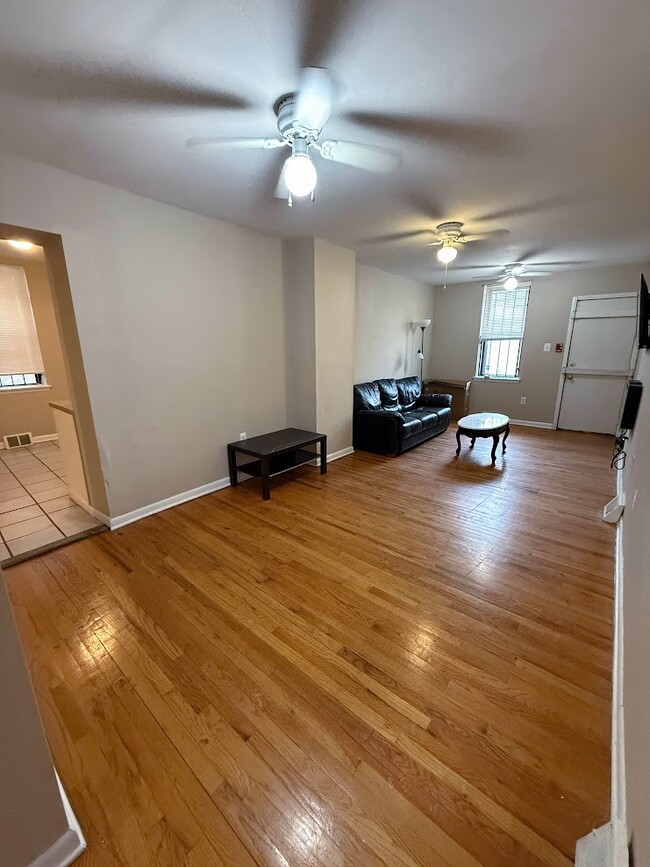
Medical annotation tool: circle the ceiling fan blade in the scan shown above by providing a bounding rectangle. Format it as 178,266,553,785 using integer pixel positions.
186,136,284,150
299,0,367,68
462,229,511,243
0,54,249,110
527,260,593,268
522,271,553,277
294,67,335,132
344,111,517,154
318,140,401,174
274,160,289,200
360,230,437,246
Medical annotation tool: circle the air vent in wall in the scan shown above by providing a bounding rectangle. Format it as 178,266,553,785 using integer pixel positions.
3,432,33,449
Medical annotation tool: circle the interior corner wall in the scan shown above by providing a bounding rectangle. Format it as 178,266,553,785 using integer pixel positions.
0,151,288,517
314,239,356,455
622,346,650,866
0,255,69,440
430,263,647,424
0,567,72,866
282,239,317,431
354,264,435,383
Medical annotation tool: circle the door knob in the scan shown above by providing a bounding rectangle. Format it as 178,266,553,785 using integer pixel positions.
567,374,574,380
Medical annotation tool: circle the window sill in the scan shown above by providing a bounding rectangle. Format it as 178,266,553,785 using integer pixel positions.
473,376,521,382
0,384,52,395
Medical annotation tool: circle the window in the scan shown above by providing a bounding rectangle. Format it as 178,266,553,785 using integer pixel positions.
0,265,45,388
476,283,530,379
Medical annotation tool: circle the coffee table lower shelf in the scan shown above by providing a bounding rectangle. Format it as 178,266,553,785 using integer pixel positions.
236,448,319,479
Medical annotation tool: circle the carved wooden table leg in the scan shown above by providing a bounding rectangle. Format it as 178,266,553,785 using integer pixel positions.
455,429,462,456
491,434,499,466
470,437,476,448
502,424,510,454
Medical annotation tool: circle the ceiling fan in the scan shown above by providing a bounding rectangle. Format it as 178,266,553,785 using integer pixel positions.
186,67,401,206
363,221,509,264
474,262,552,290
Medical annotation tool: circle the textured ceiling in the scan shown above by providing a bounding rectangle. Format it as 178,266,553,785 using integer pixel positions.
0,0,649,283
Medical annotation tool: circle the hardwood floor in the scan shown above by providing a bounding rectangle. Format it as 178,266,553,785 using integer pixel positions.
4,425,615,866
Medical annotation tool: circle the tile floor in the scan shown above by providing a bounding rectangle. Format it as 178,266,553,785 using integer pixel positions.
0,441,103,562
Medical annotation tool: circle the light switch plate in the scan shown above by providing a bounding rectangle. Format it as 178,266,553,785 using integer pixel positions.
543,342,551,352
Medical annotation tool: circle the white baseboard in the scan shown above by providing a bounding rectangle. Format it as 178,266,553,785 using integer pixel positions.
575,824,612,866
29,772,86,867
610,467,629,864
110,448,355,531
509,419,555,429
110,476,231,530
68,492,111,528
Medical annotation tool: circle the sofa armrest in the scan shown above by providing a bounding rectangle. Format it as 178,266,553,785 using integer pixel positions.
353,410,403,455
419,393,452,408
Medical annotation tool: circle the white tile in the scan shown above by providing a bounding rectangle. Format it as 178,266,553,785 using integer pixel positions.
24,477,65,494
0,505,44,528
40,495,76,514
7,525,65,556
50,506,101,537
33,486,69,503
0,495,35,513
13,471,58,485
2,514,54,542
0,479,24,494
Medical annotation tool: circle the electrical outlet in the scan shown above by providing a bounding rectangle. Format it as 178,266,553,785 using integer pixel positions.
543,342,551,352
239,432,247,440
520,397,527,405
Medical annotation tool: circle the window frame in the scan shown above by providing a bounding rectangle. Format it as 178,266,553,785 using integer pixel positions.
475,282,531,380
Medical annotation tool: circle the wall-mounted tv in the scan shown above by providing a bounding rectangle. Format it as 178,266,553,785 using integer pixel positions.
639,273,650,349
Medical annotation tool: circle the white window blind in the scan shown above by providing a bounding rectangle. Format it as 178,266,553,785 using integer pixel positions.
0,265,44,376
479,283,530,340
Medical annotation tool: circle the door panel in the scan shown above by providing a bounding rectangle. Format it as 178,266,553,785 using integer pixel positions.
558,374,626,434
566,316,636,372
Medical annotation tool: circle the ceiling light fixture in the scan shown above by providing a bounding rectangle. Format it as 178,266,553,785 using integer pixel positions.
283,139,317,199
504,275,519,291
6,239,34,251
436,243,458,265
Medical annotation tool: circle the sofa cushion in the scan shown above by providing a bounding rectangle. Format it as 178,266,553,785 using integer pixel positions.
396,376,422,411
403,409,439,430
353,381,382,412
433,406,452,423
376,378,400,411
399,413,423,436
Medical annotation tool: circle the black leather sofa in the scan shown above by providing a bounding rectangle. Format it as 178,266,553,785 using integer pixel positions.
353,376,452,456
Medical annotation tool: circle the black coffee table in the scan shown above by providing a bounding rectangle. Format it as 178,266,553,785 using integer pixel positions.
227,428,327,500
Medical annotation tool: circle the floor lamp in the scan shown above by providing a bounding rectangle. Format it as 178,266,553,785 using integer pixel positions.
413,319,432,381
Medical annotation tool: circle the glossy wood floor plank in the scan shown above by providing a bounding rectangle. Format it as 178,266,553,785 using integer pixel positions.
5,425,614,865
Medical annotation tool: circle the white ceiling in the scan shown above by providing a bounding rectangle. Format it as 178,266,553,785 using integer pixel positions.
0,0,649,284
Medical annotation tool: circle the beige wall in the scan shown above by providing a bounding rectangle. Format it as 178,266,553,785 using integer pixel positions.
0,568,74,865
622,346,650,865
282,239,317,432
355,264,435,384
314,239,356,454
0,152,288,517
0,255,69,440
431,264,645,424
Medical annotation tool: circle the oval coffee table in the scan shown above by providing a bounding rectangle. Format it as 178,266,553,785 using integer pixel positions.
455,412,510,466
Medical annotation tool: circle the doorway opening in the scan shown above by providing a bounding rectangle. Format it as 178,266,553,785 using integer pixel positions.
0,223,107,565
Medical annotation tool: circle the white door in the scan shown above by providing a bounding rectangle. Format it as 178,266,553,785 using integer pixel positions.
556,293,637,434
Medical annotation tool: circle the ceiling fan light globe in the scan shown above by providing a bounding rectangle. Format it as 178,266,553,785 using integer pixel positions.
284,154,317,198
504,276,519,291
437,245,458,265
